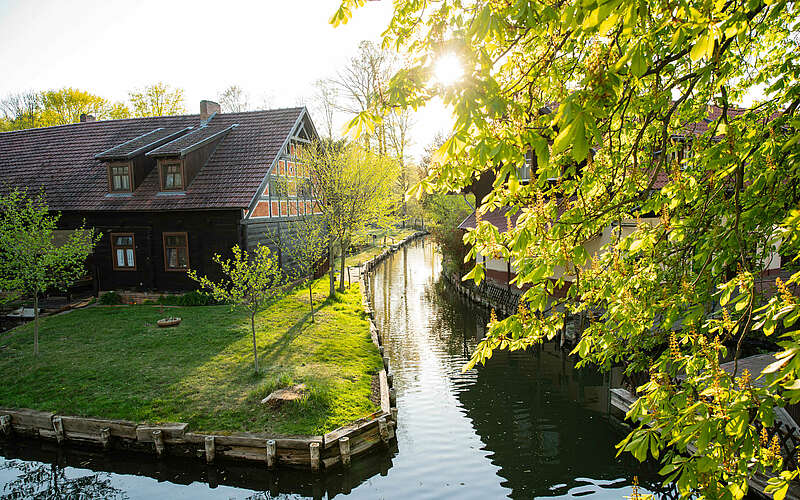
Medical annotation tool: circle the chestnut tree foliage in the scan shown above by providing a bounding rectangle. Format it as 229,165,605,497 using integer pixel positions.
335,0,800,498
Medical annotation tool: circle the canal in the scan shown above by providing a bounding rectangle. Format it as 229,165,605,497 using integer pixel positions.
0,237,666,498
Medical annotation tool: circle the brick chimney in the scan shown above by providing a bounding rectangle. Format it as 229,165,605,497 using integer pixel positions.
200,100,221,122
79,113,96,123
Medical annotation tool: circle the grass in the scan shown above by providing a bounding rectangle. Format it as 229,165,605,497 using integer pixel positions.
345,226,418,267
0,279,382,436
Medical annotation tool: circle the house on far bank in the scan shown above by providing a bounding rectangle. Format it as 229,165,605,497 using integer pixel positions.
0,100,322,293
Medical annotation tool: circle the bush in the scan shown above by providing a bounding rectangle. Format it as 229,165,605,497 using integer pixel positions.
98,291,122,305
158,290,218,306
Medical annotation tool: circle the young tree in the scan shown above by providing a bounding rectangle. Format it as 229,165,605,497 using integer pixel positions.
300,141,398,296
188,245,284,374
326,41,396,153
336,0,800,497
0,189,99,356
286,215,328,322
128,82,186,117
218,85,250,113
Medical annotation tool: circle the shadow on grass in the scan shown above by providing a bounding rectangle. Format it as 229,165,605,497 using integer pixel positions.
259,310,313,366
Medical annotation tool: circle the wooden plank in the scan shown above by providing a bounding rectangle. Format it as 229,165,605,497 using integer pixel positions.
0,408,54,429
213,434,267,447
274,437,321,450
323,415,385,449
276,448,311,466
136,423,188,443
379,370,390,414
60,416,138,440
219,445,267,462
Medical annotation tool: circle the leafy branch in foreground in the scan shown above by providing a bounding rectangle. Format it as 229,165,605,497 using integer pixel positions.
336,0,800,497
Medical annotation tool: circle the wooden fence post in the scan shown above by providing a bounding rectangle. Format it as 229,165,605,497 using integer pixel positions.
204,436,215,463
52,416,64,444
339,436,351,467
152,430,165,457
309,442,320,472
266,439,276,468
0,415,11,436
100,428,111,450
378,418,390,444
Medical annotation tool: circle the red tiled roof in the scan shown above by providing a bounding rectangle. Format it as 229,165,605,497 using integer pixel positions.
458,206,521,232
0,107,305,211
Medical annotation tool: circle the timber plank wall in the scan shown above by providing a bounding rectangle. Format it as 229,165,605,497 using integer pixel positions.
0,232,428,471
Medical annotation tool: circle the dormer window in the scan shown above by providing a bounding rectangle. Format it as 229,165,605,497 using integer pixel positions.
160,160,184,191
108,162,133,192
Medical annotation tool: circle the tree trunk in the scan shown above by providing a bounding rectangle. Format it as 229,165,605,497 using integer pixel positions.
309,275,315,323
250,313,259,374
338,241,347,292
328,241,336,297
33,293,39,356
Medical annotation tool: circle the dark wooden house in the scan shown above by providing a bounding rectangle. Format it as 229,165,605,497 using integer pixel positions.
0,101,321,292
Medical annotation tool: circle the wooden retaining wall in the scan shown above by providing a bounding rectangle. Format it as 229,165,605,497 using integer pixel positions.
0,236,431,471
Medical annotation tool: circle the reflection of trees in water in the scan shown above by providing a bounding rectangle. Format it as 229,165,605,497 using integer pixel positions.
1,459,127,500
423,279,489,357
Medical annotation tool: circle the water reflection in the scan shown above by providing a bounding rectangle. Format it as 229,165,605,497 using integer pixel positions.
368,238,672,499
0,435,394,499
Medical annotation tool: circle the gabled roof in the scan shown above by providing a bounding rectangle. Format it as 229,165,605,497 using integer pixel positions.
0,108,306,211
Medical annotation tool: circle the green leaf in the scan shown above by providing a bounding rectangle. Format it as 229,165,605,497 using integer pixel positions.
690,32,711,61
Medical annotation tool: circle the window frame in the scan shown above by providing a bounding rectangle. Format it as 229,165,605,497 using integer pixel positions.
159,159,185,191
107,161,133,193
110,232,137,271
162,232,190,272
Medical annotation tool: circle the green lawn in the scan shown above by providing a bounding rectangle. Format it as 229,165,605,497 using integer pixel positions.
345,226,418,267
0,280,381,436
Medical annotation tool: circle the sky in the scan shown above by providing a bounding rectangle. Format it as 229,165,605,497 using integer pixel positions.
0,0,453,160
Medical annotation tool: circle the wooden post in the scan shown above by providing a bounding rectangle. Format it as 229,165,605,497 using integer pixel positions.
391,407,398,422
52,416,65,444
152,430,165,457
266,439,276,468
339,436,351,467
0,415,11,436
309,441,320,472
378,418,390,444
389,388,397,406
204,436,215,463
382,356,389,371
379,345,384,356
387,371,394,387
100,428,111,450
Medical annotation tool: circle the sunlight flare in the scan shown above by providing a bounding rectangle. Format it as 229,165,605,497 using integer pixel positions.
433,53,464,86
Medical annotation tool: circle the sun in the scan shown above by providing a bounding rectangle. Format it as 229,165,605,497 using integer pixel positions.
434,53,464,86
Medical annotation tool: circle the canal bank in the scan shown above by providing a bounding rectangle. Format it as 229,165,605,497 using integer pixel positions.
1,236,673,498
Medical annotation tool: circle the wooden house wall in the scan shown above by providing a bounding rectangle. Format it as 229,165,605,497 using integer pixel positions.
131,155,157,191
184,137,224,189
58,210,242,292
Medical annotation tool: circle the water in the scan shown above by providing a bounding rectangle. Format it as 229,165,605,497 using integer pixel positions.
0,238,667,499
